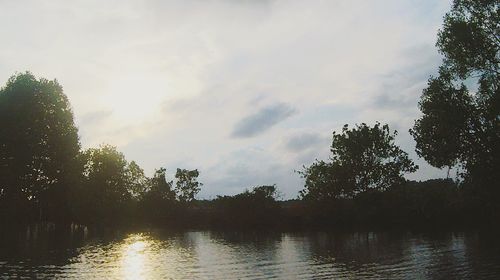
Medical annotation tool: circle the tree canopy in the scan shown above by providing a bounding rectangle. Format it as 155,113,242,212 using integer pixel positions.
411,0,499,194
175,168,202,202
0,72,80,223
75,145,147,225
148,168,176,201
300,123,418,200
212,185,280,229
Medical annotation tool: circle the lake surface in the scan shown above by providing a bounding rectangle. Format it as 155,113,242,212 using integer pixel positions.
1,229,500,279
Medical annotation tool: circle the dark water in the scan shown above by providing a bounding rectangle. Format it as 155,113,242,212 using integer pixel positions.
1,228,500,279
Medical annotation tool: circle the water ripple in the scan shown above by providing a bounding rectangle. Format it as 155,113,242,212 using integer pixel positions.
1,231,500,279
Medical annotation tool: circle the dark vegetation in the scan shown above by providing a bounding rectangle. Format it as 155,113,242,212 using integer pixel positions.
0,0,498,231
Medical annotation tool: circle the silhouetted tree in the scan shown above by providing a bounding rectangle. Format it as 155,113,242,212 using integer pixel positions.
252,185,279,200
300,123,418,200
76,145,143,225
127,161,148,199
410,0,499,197
138,167,178,225
174,168,202,202
0,72,80,224
149,168,176,201
212,185,280,229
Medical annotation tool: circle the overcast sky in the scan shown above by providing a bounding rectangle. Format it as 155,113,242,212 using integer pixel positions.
0,0,452,199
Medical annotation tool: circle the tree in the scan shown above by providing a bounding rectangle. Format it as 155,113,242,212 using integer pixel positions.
77,145,145,225
138,167,177,225
0,72,80,223
174,168,202,202
148,168,176,201
82,145,130,201
252,185,279,201
127,161,148,199
212,185,280,228
410,0,499,194
300,123,418,200
298,160,348,200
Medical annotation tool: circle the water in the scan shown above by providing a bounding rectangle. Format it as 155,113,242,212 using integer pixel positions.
1,229,500,279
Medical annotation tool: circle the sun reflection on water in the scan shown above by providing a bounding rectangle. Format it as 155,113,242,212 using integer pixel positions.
1,231,496,279
120,234,151,280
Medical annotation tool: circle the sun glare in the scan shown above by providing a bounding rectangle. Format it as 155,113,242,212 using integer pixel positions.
121,234,151,280
102,74,169,124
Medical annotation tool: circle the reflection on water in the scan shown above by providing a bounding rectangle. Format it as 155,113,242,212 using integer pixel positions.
121,235,149,280
1,229,500,279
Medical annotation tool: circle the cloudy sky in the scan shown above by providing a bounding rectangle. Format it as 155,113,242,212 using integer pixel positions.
0,0,452,198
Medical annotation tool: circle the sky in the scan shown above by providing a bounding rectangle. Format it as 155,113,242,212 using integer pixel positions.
0,0,453,199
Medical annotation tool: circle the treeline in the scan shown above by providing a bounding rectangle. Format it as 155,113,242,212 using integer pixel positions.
0,72,497,230
0,72,203,227
0,0,498,231
289,0,499,229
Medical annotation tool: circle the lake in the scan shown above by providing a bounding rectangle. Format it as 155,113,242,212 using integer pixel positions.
1,228,499,279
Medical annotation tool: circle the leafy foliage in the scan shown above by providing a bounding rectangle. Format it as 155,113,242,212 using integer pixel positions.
127,161,148,199
148,168,176,201
212,185,280,229
0,72,80,223
437,0,499,79
75,145,146,225
411,0,499,194
411,73,476,169
300,123,418,200
175,168,202,202
138,168,178,225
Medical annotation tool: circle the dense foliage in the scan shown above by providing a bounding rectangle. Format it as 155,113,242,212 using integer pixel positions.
0,73,80,224
0,74,202,227
300,123,417,200
175,168,202,202
410,0,499,199
210,185,280,229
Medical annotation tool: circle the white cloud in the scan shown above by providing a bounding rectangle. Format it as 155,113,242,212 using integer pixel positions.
0,0,452,198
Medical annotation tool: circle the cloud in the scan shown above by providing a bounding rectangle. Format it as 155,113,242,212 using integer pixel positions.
0,0,453,199
231,102,297,138
285,132,325,152
201,147,303,198
78,109,113,125
373,93,416,110
371,44,441,111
